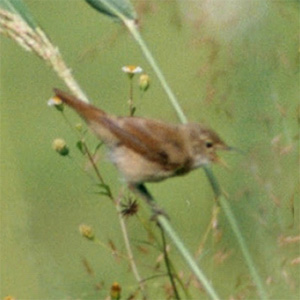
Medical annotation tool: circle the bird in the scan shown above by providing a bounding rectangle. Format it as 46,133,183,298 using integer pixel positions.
51,89,229,206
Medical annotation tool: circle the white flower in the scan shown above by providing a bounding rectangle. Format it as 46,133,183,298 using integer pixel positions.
47,96,62,106
122,65,143,74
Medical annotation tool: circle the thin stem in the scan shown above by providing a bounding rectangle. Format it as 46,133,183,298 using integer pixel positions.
124,20,188,124
136,213,192,299
157,215,220,300
61,112,145,296
195,204,220,260
204,166,268,300
82,144,146,296
137,184,220,300
115,192,147,299
159,224,181,300
85,143,146,296
82,141,107,187
83,144,146,296
93,237,128,260
89,2,186,122
128,77,135,116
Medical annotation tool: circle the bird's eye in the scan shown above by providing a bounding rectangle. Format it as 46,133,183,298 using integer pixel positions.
205,141,213,148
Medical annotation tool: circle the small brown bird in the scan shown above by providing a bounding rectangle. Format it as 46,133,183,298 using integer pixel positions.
53,89,229,186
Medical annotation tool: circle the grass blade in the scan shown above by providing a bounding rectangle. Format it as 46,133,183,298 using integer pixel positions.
85,0,136,21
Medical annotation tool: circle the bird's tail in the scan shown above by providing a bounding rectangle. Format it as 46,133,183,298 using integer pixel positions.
53,89,106,122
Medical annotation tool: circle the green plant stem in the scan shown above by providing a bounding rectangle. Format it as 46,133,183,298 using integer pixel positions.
82,141,107,187
134,183,220,300
84,144,146,296
136,213,192,299
157,214,220,300
91,0,187,122
204,166,268,300
159,224,180,300
83,145,146,296
124,20,188,124
128,77,135,116
65,125,145,296
115,194,147,298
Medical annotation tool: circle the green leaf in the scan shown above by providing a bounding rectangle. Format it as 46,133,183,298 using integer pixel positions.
0,0,37,28
96,183,112,197
76,141,86,155
85,0,137,21
93,142,104,154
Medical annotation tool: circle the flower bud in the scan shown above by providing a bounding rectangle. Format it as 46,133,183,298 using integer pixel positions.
75,123,83,132
139,74,150,92
110,282,121,300
47,96,64,112
79,224,95,240
52,138,69,156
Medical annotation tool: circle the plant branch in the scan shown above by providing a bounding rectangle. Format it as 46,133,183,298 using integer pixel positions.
124,19,188,124
159,224,181,300
135,184,220,300
59,111,146,296
115,191,147,299
83,143,146,297
157,214,220,300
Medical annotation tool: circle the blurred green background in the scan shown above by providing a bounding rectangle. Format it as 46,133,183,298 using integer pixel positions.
1,0,299,299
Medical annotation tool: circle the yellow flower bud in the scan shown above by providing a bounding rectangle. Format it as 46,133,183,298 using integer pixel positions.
75,123,83,132
79,224,94,240
52,138,69,156
110,282,121,300
139,74,150,92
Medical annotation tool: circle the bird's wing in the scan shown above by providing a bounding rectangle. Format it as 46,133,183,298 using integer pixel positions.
101,116,190,170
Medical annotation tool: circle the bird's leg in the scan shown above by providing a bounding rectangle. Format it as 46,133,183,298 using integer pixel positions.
129,183,169,220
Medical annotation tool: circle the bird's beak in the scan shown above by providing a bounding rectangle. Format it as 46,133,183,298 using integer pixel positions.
213,154,231,170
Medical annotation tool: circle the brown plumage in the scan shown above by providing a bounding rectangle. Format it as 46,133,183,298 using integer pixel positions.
53,89,228,184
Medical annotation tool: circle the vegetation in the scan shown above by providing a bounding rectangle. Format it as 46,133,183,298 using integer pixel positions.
1,0,299,299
